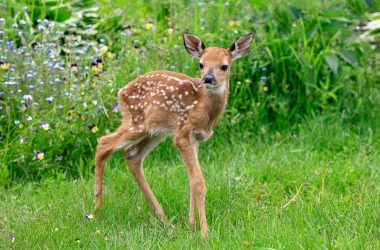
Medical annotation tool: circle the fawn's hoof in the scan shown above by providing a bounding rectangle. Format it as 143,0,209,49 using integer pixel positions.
201,226,209,239
94,200,102,213
155,209,166,222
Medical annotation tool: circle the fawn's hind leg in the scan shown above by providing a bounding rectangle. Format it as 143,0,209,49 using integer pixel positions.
94,126,145,212
124,134,166,219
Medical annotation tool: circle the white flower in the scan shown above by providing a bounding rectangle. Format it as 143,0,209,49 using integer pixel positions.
22,95,33,101
45,96,54,103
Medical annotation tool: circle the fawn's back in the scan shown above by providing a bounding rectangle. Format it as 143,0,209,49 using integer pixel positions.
118,69,225,140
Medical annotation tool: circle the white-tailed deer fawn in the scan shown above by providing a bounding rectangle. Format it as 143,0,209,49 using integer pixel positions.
94,32,254,238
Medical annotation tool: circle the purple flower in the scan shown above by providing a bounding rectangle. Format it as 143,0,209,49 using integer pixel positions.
112,103,119,112
85,214,94,220
6,41,14,48
35,151,44,160
370,41,378,49
40,121,50,131
356,22,367,30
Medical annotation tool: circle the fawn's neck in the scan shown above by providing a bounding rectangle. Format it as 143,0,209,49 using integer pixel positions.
202,80,229,129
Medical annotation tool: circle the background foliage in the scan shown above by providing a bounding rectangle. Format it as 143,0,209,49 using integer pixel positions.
0,0,379,184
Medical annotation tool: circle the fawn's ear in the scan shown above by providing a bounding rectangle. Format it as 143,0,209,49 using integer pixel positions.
228,33,254,60
182,32,205,58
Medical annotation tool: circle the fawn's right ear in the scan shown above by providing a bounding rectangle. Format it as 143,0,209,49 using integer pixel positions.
228,33,254,60
182,32,205,58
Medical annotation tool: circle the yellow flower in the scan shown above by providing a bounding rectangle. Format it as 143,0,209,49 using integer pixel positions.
91,63,98,72
85,214,94,220
95,59,104,72
35,151,44,160
40,122,50,131
228,19,241,27
167,27,174,35
1,62,10,71
70,63,78,73
97,62,103,71
21,104,27,112
124,24,138,33
145,21,154,31
261,85,268,92
91,126,99,133
99,45,108,55
18,123,24,129
104,234,109,241
107,52,115,60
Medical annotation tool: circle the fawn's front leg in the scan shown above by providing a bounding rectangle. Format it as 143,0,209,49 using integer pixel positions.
176,134,208,238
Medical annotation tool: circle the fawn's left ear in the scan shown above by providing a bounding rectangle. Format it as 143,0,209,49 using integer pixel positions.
182,32,205,58
228,33,254,60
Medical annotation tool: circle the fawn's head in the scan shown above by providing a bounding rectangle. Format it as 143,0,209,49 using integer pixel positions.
183,32,254,91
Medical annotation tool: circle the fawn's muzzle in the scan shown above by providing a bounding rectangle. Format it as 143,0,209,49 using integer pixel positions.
203,74,215,85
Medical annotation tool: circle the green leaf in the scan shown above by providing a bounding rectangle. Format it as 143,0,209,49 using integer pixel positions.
338,50,359,66
325,52,339,74
288,5,303,20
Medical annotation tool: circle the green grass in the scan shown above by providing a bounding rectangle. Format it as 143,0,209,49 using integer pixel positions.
1,117,379,249
1,0,379,248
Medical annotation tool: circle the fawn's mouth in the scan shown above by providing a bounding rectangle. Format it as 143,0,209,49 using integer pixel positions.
202,81,217,89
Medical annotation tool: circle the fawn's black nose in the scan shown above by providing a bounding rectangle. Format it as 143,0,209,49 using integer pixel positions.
203,74,215,84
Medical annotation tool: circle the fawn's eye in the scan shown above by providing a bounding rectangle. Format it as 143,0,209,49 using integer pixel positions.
199,63,204,69
221,65,228,71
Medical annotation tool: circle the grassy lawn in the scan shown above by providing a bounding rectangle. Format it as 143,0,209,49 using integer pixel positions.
1,0,379,249
1,118,379,249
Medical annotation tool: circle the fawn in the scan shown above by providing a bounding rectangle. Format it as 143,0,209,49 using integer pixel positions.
94,32,254,238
